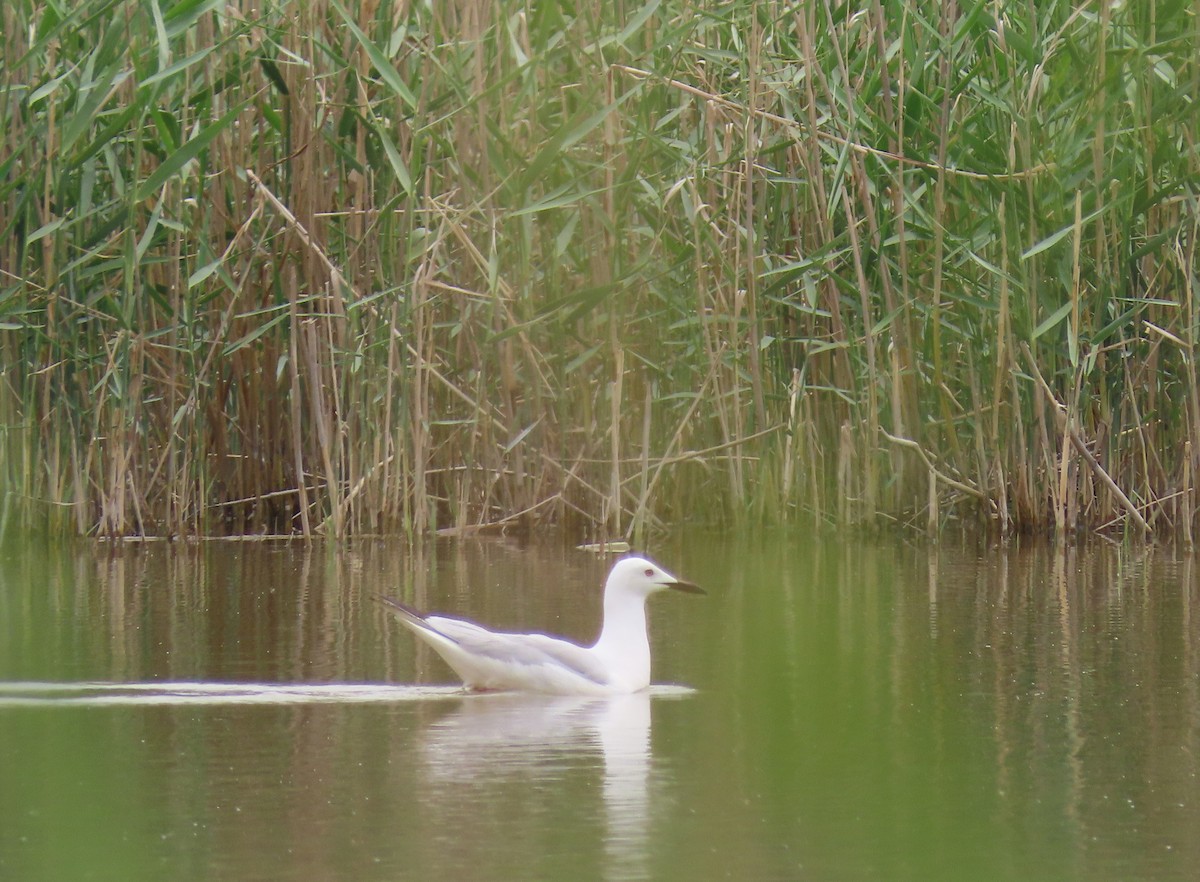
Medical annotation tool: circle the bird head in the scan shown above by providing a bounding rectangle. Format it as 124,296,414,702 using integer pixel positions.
606,556,704,599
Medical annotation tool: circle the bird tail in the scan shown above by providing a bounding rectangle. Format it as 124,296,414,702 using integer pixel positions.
374,594,459,645
374,593,424,620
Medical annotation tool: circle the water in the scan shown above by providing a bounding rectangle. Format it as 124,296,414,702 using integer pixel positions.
1,534,1197,881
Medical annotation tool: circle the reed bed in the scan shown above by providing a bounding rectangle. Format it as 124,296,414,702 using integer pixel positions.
1,0,1197,540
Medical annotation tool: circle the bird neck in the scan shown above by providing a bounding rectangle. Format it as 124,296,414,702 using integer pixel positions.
593,589,651,688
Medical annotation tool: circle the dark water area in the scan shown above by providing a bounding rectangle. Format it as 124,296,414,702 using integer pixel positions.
1,534,1197,881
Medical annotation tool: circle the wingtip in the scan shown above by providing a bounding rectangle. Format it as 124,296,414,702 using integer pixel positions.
374,593,425,620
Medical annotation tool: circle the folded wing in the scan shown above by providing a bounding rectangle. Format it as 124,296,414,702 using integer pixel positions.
379,595,613,692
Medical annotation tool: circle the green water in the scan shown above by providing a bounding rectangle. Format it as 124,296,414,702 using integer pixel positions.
1,535,1197,881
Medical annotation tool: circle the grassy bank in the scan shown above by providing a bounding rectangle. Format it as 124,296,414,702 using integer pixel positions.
1,0,1198,540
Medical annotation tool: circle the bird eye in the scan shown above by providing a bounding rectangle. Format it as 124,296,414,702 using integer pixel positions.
644,568,654,577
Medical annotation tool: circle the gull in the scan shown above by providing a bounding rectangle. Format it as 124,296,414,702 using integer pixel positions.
378,556,704,695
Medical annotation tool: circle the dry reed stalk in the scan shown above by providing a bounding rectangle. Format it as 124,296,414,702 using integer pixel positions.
286,261,312,537
991,192,1012,488
608,345,624,536
928,0,956,462
2,0,1196,539
927,466,938,537
840,188,878,521
803,390,825,522
631,381,653,545
781,368,800,506
1183,443,1194,547
743,12,766,432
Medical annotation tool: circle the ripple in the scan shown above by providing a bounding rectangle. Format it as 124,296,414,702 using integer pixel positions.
0,681,694,707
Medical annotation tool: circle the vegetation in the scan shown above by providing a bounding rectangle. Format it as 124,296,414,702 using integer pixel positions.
1,0,1197,540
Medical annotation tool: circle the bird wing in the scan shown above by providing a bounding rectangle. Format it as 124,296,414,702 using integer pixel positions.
425,616,613,686
376,595,613,689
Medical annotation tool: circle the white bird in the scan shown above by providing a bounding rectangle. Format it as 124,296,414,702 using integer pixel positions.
379,556,704,695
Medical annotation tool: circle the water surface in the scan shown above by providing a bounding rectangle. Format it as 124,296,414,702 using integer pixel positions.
1,534,1197,881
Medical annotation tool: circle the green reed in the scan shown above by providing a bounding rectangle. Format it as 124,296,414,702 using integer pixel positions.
1,0,1197,540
